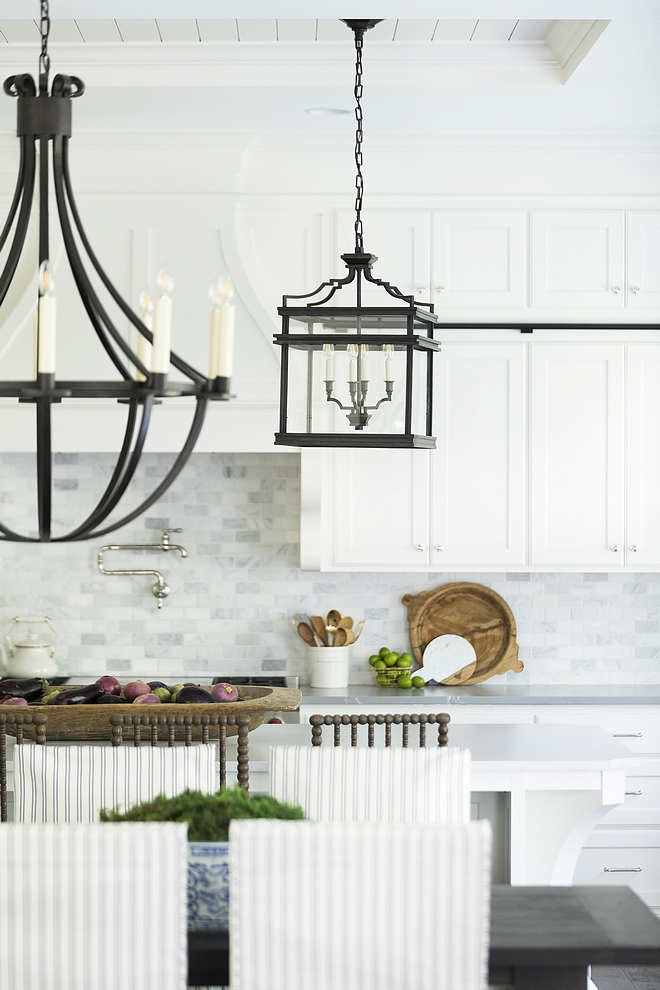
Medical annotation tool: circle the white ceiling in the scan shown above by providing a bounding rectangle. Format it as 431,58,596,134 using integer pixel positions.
0,3,657,135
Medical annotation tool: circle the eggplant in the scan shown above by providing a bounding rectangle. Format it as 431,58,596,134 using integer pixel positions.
147,680,168,691
51,683,104,706
0,678,45,702
175,686,217,705
96,694,130,705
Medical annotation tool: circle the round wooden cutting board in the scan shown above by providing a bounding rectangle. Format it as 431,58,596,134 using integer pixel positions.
402,582,523,685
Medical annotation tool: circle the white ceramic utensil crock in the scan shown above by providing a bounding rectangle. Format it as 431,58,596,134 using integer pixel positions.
0,616,58,678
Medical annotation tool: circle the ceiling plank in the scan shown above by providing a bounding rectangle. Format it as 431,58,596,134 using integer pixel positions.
75,19,122,42
156,19,199,42
394,19,438,42
471,20,520,42
197,19,238,42
276,19,316,42
115,19,160,43
510,20,556,43
49,19,84,42
432,20,478,42
237,19,276,42
0,18,39,42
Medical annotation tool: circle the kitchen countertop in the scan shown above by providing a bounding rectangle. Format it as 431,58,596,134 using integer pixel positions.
299,683,660,705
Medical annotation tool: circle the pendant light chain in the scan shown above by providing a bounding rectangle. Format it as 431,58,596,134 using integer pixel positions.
39,0,50,89
353,28,365,253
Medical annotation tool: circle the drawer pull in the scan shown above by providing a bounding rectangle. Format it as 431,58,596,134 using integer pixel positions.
604,867,642,873
612,733,643,738
625,790,643,796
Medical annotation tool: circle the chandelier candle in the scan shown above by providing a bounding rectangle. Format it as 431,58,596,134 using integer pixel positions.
151,268,173,379
37,259,56,375
136,287,153,383
209,274,235,397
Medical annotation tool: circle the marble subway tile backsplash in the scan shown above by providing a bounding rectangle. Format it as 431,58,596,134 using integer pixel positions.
0,451,659,685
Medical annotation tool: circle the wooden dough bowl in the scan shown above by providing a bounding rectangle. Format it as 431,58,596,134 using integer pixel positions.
5,686,302,742
403,582,523,685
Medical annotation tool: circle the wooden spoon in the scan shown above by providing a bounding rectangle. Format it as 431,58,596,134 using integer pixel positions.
327,609,341,628
311,615,329,647
338,616,353,630
342,628,356,645
333,627,348,647
297,622,317,647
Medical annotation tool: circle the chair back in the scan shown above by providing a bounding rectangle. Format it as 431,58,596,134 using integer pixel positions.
310,711,450,747
230,818,492,990
0,821,188,990
13,742,217,823
270,744,470,823
1,709,253,822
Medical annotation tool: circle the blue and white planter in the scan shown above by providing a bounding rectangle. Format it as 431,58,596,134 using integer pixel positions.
187,842,230,931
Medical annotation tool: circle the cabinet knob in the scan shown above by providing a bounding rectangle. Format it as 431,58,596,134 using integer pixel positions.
415,287,427,295
631,286,641,294
612,286,621,294
435,286,446,294
630,544,639,552
415,544,425,552
610,544,619,552
434,545,444,552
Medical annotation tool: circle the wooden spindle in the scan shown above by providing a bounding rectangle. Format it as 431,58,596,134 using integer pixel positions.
310,715,323,747
0,715,7,823
236,716,250,791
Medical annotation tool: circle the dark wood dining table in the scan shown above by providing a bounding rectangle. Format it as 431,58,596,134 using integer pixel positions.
188,885,660,990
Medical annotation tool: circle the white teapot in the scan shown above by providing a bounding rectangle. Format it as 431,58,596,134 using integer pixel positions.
0,616,58,678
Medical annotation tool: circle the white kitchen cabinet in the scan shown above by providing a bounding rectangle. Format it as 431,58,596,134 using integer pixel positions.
531,211,625,309
432,210,527,309
626,344,660,567
331,448,431,567
530,343,625,567
431,342,526,566
627,212,660,309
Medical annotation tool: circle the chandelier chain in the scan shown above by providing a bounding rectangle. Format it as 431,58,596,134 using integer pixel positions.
353,29,365,252
39,0,50,85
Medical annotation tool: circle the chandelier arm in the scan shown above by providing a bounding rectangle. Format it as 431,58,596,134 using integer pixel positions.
61,140,207,386
36,395,52,541
55,396,153,541
0,137,35,309
68,395,209,542
53,135,139,381
0,135,27,255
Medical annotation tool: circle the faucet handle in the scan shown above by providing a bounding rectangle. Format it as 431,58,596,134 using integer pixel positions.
162,528,183,536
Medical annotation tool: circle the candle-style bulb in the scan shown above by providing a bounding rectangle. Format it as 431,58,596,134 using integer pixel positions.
39,260,54,297
156,267,174,297
138,285,153,318
348,343,358,383
209,273,234,309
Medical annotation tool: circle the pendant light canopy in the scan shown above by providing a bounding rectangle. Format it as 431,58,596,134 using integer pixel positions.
0,1,234,543
274,19,440,449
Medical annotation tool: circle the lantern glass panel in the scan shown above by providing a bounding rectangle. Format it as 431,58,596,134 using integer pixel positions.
283,338,431,439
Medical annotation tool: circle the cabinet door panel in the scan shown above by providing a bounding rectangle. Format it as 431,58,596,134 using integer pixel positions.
530,343,624,566
627,212,660,308
531,211,625,308
432,210,527,308
431,343,526,565
627,344,660,566
332,449,430,567
335,209,431,304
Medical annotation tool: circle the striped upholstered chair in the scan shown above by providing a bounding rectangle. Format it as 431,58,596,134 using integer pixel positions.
230,818,492,990
0,822,188,990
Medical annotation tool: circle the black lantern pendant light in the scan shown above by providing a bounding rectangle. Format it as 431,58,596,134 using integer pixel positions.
274,19,440,449
0,1,234,543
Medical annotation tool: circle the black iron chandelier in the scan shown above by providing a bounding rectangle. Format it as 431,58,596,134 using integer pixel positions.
274,19,440,449
0,1,234,543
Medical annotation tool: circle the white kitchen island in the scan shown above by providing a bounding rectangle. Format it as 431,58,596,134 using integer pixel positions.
227,721,638,888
